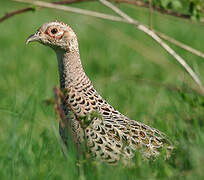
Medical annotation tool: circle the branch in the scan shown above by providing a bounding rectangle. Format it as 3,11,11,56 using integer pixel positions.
13,0,125,21
53,87,84,128
0,0,93,23
0,7,35,23
53,86,83,153
52,0,203,21
99,0,204,92
3,0,193,24
53,0,93,4
149,0,153,30
111,0,191,20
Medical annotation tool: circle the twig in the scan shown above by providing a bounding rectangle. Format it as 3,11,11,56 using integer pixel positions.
13,0,125,22
0,0,195,23
53,87,83,126
53,0,93,4
53,86,83,151
53,87,68,128
0,7,35,23
99,0,204,92
111,0,191,20
149,0,152,30
0,0,93,23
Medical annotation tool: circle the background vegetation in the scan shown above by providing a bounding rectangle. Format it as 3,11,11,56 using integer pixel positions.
151,0,204,20
0,0,204,179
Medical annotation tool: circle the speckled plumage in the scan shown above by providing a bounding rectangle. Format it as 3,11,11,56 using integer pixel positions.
27,21,172,164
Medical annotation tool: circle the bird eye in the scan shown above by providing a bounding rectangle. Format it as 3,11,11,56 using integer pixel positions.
51,28,58,34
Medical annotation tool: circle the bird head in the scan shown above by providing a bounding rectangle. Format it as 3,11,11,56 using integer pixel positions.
26,21,78,51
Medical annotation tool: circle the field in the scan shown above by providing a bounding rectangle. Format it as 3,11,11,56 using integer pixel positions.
0,0,204,179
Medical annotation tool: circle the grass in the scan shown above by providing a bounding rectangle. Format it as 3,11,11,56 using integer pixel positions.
0,0,204,179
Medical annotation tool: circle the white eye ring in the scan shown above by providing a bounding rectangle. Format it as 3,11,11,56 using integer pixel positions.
56,31,63,36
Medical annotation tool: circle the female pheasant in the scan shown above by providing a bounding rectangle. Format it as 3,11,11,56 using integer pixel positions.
26,21,172,164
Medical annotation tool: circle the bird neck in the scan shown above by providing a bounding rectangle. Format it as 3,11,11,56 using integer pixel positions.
56,48,86,89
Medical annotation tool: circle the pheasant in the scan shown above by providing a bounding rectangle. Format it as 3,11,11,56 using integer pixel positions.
26,21,172,164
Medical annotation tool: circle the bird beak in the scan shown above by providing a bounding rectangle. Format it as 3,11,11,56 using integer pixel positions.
26,33,40,44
